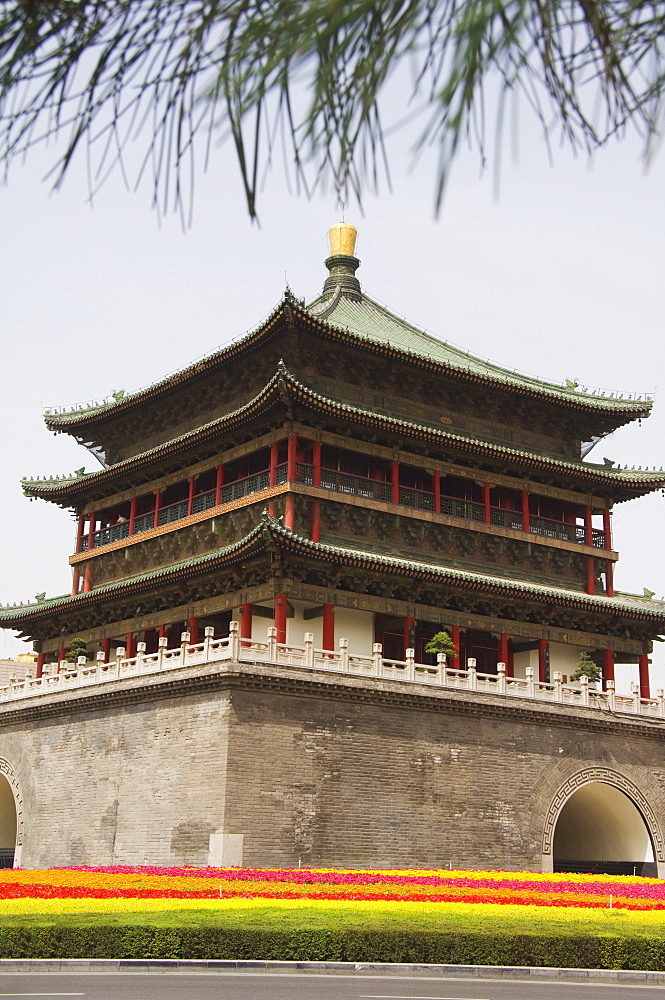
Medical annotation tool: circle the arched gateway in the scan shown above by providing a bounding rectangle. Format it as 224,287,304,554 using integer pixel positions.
0,759,21,869
543,769,663,877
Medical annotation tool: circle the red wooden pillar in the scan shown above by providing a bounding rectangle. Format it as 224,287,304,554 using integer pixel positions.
450,625,460,669
605,560,614,597
128,496,138,535
538,639,548,683
287,434,297,481
76,514,85,553
270,441,280,487
71,568,80,596
187,475,196,516
57,647,66,672
87,512,96,550
483,482,491,525
215,464,225,505
603,508,612,550
403,616,416,656
639,654,651,700
240,604,253,641
274,595,288,644
187,617,199,644
323,604,335,650
126,633,135,658
311,500,321,542
499,632,510,673
521,490,530,533
36,653,45,679
433,472,441,514
313,441,322,488
158,623,168,641
586,556,595,596
603,649,615,690
584,504,593,546
101,638,111,663
83,563,92,592
153,488,162,529
391,460,400,505
284,494,295,530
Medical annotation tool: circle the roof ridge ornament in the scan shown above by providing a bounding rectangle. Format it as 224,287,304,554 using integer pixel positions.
323,222,362,302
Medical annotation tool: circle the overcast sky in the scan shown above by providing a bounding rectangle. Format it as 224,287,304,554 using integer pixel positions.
0,89,663,692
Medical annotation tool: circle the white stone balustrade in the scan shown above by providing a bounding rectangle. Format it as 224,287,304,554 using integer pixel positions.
1,622,662,721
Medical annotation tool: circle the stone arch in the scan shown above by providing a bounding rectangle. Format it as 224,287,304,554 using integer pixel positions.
0,758,23,868
542,767,664,875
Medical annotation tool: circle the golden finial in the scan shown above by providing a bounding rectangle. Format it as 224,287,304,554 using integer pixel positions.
328,222,357,257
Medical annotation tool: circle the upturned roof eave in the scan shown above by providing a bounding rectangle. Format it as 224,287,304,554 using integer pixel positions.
2,515,665,629
23,366,665,506
43,291,651,437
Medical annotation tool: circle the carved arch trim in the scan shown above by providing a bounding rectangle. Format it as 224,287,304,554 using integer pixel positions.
542,767,664,861
0,757,23,847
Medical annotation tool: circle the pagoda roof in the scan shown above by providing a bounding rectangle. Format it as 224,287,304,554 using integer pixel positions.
23,366,665,507
43,286,651,438
2,516,665,631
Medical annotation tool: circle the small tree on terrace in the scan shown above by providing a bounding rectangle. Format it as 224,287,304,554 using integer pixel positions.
65,638,90,663
424,630,457,660
569,650,601,685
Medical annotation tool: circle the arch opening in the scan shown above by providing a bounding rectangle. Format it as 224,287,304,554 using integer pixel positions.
553,781,656,877
0,774,17,868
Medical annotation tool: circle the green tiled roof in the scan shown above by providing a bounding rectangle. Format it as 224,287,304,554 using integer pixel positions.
306,288,652,414
2,516,664,628
22,365,665,506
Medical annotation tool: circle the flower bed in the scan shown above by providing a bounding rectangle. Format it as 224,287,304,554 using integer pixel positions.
1,865,664,912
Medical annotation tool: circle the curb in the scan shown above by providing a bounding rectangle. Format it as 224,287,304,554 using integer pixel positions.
1,959,665,983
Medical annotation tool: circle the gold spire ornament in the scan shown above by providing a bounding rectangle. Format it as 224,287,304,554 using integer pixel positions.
328,223,358,257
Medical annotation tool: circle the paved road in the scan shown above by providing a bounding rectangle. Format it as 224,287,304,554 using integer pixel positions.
1,972,664,999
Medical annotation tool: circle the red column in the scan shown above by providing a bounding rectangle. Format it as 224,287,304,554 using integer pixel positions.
639,653,651,698
153,488,161,529
83,563,92,592
605,560,614,597
57,647,66,671
521,490,530,533
639,654,651,700
240,604,253,641
158,623,168,640
187,617,199,644
603,649,615,690
215,464,224,506
187,475,196,516
128,496,138,535
313,441,322,488
538,639,548,683
102,638,111,663
311,500,321,542
71,568,80,596
391,460,399,505
287,434,297,481
403,616,416,656
584,504,593,546
76,515,85,553
586,556,595,596
87,512,96,550
36,653,45,678
451,625,460,669
603,508,612,550
270,441,279,487
323,604,335,650
483,482,491,525
433,472,441,514
284,494,295,530
499,632,509,673
274,595,288,644
126,633,135,658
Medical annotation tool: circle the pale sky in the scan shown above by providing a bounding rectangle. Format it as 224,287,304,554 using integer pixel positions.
0,92,663,693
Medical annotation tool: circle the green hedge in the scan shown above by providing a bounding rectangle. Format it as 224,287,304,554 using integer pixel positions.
0,927,663,969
